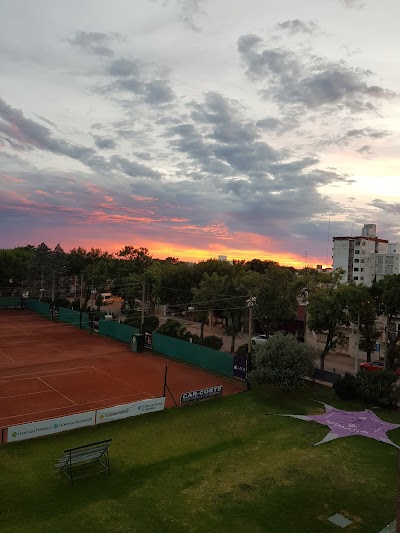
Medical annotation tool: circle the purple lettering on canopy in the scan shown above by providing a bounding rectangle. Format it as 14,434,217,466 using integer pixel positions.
279,402,400,448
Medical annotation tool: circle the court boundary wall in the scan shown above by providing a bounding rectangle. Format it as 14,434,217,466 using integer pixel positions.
0,296,23,309
2,396,166,445
18,300,235,378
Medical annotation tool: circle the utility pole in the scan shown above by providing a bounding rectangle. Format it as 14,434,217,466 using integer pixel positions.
247,298,253,355
51,273,55,303
355,311,360,373
141,280,146,333
80,273,83,310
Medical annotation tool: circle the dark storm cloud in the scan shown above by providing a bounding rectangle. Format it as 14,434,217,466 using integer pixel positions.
237,34,396,115
92,135,117,150
67,31,117,57
276,20,320,35
256,116,299,134
107,58,139,77
0,97,163,180
166,91,348,206
110,155,162,179
355,144,372,155
320,127,391,146
0,97,95,162
341,0,365,8
369,199,400,214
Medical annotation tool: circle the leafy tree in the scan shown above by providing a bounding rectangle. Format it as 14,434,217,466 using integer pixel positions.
347,284,380,363
249,332,315,391
157,263,197,309
192,272,227,339
373,275,400,369
157,319,187,339
117,246,152,274
255,265,299,336
220,270,260,353
307,281,352,370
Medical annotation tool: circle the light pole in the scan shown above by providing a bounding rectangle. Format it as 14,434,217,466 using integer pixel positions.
355,311,360,373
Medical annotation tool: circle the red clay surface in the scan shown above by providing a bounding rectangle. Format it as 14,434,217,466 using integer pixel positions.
0,310,244,431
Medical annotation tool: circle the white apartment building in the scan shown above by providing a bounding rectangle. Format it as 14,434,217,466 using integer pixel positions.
368,243,400,282
332,224,388,285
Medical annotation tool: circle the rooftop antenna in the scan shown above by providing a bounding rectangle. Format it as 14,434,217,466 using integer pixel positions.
305,250,308,268
326,219,331,267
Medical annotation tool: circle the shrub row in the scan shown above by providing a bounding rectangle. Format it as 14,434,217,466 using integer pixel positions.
333,370,400,408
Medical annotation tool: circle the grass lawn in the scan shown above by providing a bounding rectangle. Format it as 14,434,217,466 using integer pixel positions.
0,384,399,533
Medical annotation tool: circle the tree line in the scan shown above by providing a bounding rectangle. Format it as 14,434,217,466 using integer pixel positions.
1,244,400,367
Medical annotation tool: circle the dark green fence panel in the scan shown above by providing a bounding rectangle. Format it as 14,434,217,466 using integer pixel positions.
81,312,90,330
26,299,51,316
0,296,22,309
58,307,81,326
99,320,140,342
152,333,233,378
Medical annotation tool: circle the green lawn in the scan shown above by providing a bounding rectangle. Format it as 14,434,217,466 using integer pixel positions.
0,385,399,533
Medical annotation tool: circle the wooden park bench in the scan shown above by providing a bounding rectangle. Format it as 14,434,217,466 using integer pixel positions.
55,439,112,485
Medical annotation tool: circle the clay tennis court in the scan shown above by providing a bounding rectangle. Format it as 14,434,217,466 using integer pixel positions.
0,310,244,432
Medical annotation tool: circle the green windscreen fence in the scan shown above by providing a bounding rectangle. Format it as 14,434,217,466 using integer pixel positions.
58,306,81,326
99,320,140,342
0,296,22,309
26,299,51,316
152,333,233,378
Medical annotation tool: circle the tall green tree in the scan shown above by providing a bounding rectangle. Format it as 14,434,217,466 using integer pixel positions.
307,282,352,370
255,265,299,336
192,272,227,339
373,275,400,369
347,284,380,363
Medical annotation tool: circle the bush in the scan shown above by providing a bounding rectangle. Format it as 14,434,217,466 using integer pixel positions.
249,332,315,391
333,372,357,400
183,333,223,350
356,370,400,409
201,335,223,351
157,319,187,339
236,343,249,357
125,315,160,332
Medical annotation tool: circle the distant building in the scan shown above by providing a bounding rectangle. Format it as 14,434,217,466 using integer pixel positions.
332,224,388,285
218,255,227,262
368,242,400,282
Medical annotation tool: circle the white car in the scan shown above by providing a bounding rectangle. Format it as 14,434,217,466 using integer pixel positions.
251,334,268,346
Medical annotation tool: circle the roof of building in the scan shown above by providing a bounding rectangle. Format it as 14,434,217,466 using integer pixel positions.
333,236,388,243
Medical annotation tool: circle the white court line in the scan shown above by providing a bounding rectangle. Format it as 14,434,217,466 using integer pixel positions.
91,365,135,388
0,391,148,421
0,366,94,381
0,349,16,363
0,389,55,400
37,377,75,406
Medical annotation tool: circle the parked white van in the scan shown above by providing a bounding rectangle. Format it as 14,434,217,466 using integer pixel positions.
101,293,114,305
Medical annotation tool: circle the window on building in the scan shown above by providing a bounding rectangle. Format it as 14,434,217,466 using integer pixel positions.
362,241,366,246
355,240,361,246
354,268,359,272
361,259,365,263
355,250,360,254
354,259,360,263
354,276,359,280
360,277,364,280
361,268,364,272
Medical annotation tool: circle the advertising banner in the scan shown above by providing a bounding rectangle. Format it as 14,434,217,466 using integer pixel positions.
96,397,165,424
144,331,153,350
7,411,96,442
233,355,247,381
180,385,223,405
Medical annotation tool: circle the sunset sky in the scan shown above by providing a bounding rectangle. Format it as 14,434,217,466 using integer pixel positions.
1,0,399,267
